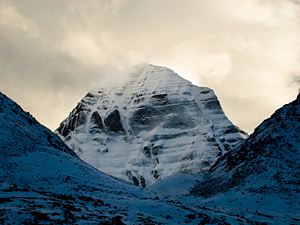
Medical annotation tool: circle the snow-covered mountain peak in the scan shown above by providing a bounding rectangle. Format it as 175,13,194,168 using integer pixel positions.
123,64,190,92
91,64,195,101
56,64,247,187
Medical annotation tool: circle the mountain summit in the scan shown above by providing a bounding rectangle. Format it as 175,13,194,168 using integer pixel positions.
56,64,247,186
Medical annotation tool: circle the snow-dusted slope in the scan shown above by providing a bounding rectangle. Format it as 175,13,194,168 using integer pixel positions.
56,64,247,186
0,92,242,224
192,93,300,197
151,93,300,224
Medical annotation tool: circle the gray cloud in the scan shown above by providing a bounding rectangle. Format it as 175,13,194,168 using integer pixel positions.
0,0,300,132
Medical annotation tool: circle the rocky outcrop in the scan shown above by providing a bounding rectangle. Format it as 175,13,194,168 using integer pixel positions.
56,64,247,186
104,109,124,133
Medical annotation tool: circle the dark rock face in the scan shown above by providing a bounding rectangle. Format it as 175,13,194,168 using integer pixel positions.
163,113,195,129
91,111,103,129
104,110,124,133
57,103,86,137
140,176,146,188
89,111,104,134
130,106,164,134
126,170,144,187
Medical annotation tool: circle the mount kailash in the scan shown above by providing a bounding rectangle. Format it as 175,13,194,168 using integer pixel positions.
0,63,299,223
56,64,247,187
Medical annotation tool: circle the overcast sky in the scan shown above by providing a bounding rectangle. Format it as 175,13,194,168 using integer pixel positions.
1,0,300,133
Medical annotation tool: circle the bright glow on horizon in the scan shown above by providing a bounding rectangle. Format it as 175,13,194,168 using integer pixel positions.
0,0,300,133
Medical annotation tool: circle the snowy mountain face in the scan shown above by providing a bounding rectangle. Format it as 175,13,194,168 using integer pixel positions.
56,64,247,187
0,92,243,224
151,93,300,224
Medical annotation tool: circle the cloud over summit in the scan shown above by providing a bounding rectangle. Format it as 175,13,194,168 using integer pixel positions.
0,0,300,132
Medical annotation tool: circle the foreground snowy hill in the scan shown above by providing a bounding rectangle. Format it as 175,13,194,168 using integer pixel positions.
0,92,246,224
56,64,246,187
151,93,300,224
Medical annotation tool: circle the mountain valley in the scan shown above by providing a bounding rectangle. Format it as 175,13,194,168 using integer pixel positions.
0,64,299,224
